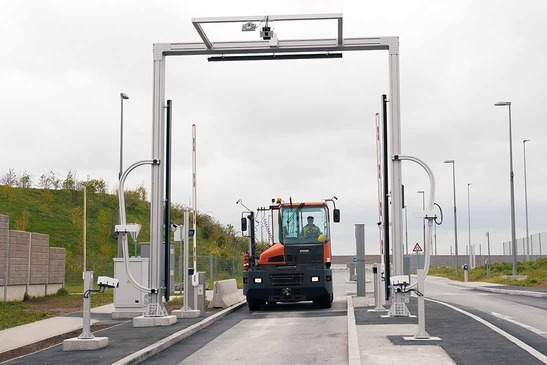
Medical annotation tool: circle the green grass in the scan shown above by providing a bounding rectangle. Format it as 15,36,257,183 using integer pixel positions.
429,257,547,288
0,301,51,330
0,285,115,330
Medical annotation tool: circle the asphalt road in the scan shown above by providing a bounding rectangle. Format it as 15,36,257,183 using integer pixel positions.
141,269,354,365
424,276,547,364
425,276,547,336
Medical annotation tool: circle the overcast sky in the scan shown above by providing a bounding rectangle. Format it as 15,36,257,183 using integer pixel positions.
2,1,546,256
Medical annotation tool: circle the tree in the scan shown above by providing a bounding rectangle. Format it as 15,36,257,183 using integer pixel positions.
1,169,17,186
41,188,54,214
82,179,107,194
62,170,78,190
1,185,14,203
17,171,33,188
14,209,31,231
135,183,147,201
38,171,61,189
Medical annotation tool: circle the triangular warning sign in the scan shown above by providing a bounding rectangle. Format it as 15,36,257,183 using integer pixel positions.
412,243,423,252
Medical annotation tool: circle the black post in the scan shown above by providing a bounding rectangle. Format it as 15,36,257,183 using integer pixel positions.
249,211,256,267
382,94,390,300
164,100,172,301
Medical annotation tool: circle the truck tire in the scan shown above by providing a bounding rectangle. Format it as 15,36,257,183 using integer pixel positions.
247,296,263,311
319,294,332,309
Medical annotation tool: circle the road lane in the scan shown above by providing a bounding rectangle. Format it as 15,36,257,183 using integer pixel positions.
142,269,352,365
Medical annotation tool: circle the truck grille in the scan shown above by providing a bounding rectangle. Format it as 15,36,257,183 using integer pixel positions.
270,273,304,287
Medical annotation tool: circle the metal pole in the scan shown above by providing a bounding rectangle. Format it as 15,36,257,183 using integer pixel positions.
83,187,87,272
164,100,172,301
119,96,123,179
355,224,366,296
192,124,197,273
445,161,459,274
150,51,167,314
80,271,94,339
183,209,189,311
404,206,408,255
434,221,437,256
523,139,530,260
467,183,472,267
450,245,453,270
414,269,429,339
179,232,183,293
495,102,518,276
388,49,403,279
119,93,129,180
508,105,518,275
486,231,491,278
118,94,129,257
382,94,390,300
417,191,425,257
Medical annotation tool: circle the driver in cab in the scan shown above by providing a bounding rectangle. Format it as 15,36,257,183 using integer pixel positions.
302,216,321,239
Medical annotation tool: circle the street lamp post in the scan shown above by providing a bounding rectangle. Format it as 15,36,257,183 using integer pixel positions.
417,190,425,255
119,93,129,180
444,160,459,274
495,101,518,277
118,93,129,258
523,139,531,260
467,183,472,268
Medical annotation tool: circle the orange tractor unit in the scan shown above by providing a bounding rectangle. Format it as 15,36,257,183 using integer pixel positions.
241,198,340,310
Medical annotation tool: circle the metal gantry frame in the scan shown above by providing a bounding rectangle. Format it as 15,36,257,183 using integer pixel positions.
146,13,405,315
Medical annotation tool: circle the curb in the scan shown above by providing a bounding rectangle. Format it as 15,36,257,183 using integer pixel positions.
474,286,547,298
112,300,247,365
448,281,547,298
347,296,361,365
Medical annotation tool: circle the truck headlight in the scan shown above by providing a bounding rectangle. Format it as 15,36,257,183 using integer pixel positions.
254,277,263,284
311,276,320,282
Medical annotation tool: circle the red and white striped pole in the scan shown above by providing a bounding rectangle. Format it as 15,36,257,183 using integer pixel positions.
375,113,384,261
192,124,197,274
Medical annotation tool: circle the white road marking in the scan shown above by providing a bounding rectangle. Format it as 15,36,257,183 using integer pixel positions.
491,312,547,336
427,298,547,364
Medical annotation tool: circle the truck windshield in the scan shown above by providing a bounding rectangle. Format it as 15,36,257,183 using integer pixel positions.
281,205,330,244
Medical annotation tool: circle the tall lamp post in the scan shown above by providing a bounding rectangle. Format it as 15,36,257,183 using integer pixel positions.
467,183,472,267
444,160,459,274
118,92,129,257
523,139,531,260
495,101,518,276
417,190,425,255
119,93,129,180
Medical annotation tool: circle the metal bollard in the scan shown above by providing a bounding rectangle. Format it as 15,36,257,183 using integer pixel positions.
372,264,378,307
463,264,469,282
80,271,95,339
370,263,386,311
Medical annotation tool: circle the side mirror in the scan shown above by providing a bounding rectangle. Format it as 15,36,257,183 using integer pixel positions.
333,209,340,223
241,217,248,232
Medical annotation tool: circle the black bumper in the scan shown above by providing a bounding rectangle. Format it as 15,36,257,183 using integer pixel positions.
243,269,333,302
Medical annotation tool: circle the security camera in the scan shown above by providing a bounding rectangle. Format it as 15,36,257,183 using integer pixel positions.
260,26,273,40
390,275,410,292
97,276,119,288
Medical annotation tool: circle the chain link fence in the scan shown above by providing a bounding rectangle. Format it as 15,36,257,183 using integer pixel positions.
502,232,546,262
173,255,243,289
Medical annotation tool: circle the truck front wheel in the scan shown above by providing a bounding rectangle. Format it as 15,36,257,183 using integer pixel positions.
247,296,264,311
318,294,332,309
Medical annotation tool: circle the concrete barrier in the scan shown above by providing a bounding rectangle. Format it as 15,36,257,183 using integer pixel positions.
207,279,243,309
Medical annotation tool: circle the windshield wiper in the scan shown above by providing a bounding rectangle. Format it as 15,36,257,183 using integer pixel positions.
286,203,305,224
